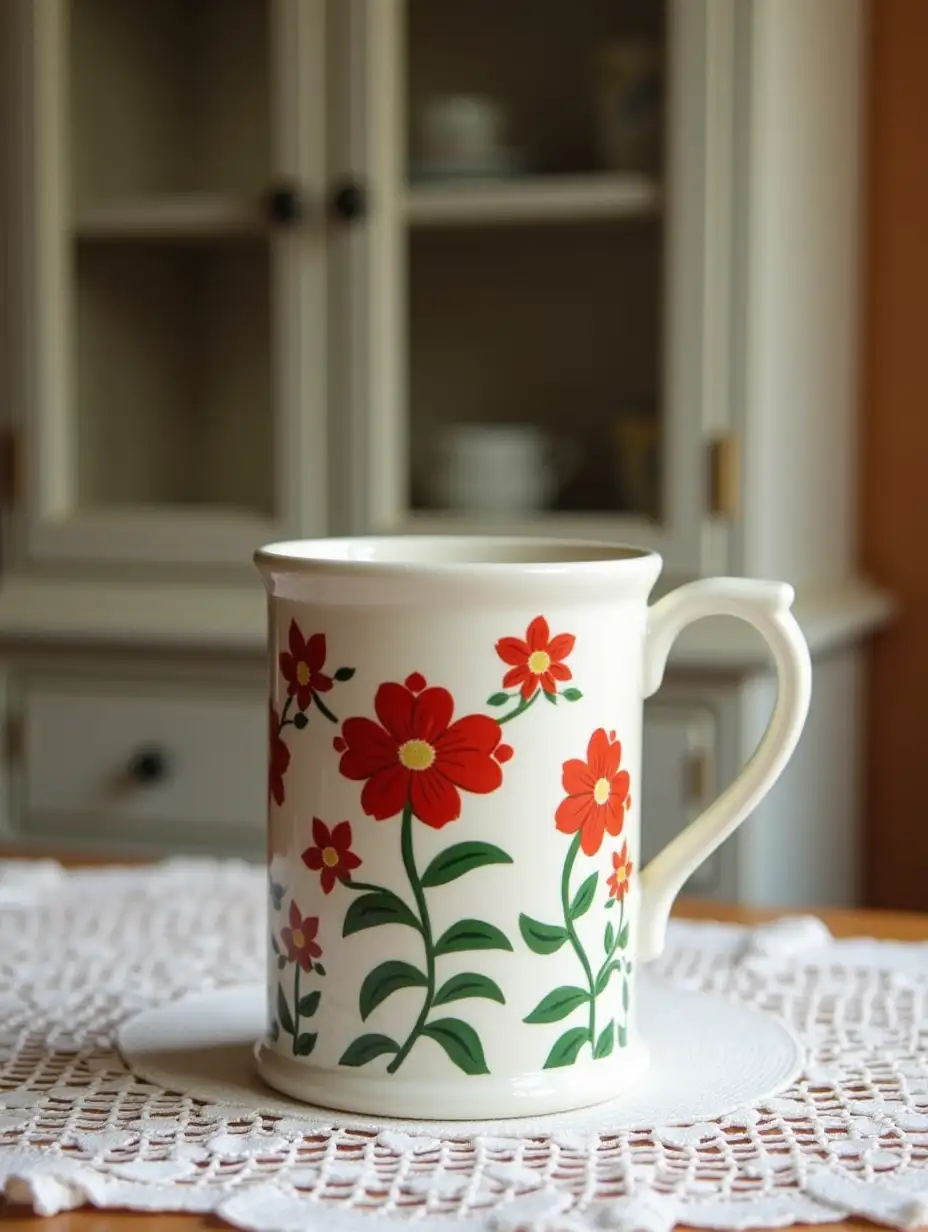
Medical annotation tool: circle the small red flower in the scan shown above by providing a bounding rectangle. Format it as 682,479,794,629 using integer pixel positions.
269,703,291,807
280,901,322,972
339,673,512,828
496,615,575,700
279,620,333,712
607,841,634,902
301,818,362,894
555,728,631,857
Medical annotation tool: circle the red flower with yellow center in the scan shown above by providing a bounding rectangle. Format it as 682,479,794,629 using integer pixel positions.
337,672,513,828
269,703,291,807
280,901,322,972
301,818,362,894
555,727,631,857
496,615,575,700
607,841,634,901
279,620,333,712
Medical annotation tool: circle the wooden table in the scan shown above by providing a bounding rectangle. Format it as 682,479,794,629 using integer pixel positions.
1,866,926,1231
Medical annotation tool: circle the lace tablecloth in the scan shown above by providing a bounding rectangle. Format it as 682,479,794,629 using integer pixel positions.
3,859,928,1232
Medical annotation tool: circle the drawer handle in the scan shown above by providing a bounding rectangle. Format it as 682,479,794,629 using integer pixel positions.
129,748,171,785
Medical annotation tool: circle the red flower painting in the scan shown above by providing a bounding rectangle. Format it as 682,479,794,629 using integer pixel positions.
301,818,362,894
338,673,513,828
279,620,333,712
607,841,634,902
280,901,322,972
269,703,291,807
555,728,631,857
495,616,575,700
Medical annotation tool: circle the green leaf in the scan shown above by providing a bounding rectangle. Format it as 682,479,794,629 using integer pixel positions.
543,690,558,705
277,985,295,1036
422,1018,489,1075
339,1034,400,1067
298,990,321,1018
433,972,506,1007
277,955,287,971
343,890,420,936
434,919,513,956
618,921,630,949
519,914,569,955
595,1020,615,1059
604,899,616,910
524,985,590,1024
595,961,621,996
622,977,630,1012
314,962,326,977
268,1020,280,1043
618,1023,628,1048
270,932,281,956
562,687,583,702
269,881,286,911
486,692,510,706
359,961,428,1020
569,872,598,919
293,711,309,730
334,666,356,681
604,921,615,953
295,1032,317,1056
544,1027,591,1069
421,841,514,888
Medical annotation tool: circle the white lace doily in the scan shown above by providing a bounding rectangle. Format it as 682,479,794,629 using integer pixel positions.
4,860,928,1232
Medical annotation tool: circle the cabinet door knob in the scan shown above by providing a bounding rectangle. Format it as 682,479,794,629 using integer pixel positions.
330,179,367,223
129,748,170,785
267,183,305,226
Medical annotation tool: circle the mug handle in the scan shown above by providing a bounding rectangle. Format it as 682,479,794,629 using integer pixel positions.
637,578,812,961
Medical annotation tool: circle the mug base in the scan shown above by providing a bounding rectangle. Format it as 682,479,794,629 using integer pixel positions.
253,1038,649,1120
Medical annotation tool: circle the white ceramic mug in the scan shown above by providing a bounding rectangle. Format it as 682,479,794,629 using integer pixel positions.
255,536,811,1119
431,424,575,514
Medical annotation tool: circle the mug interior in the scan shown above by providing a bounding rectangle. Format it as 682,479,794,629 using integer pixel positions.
256,535,656,570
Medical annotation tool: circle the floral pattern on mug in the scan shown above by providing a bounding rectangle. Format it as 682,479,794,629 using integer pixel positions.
556,728,631,856
302,819,363,895
269,900,326,1057
520,728,633,1067
269,703,291,808
335,672,515,1077
269,622,355,807
489,616,582,722
336,673,512,827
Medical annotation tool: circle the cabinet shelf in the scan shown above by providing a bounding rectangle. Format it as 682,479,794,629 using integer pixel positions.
74,194,267,240
404,173,661,227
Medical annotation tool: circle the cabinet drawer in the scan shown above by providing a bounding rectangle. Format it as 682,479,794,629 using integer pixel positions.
642,702,720,893
22,679,265,837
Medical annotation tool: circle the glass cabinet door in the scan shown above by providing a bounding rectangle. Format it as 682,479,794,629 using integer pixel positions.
359,0,730,574
9,0,327,567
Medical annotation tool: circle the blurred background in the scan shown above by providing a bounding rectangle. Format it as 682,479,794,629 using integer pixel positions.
0,0,917,911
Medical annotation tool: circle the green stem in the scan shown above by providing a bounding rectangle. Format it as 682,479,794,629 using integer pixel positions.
387,803,434,1073
497,689,541,725
292,963,300,1054
311,690,339,724
593,895,625,990
342,875,423,932
562,832,597,1055
277,694,294,734
342,876,393,895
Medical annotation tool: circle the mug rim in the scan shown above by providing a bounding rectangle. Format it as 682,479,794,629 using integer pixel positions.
255,534,661,578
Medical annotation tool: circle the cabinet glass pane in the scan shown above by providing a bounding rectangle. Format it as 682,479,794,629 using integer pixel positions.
70,0,269,204
409,224,662,517
407,0,663,180
404,0,666,522
74,241,273,516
